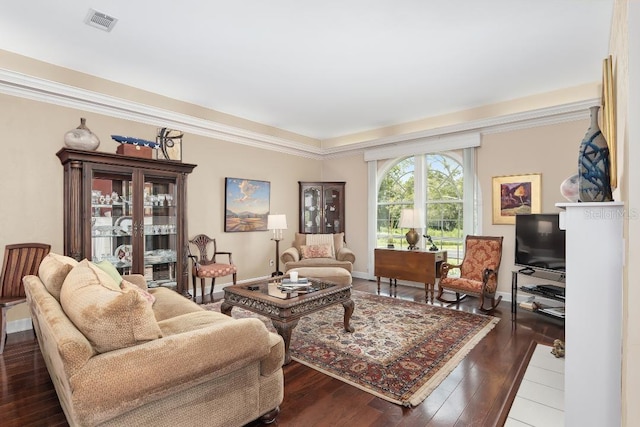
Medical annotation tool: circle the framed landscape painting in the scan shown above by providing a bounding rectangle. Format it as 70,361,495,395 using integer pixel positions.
492,173,541,225
224,178,270,232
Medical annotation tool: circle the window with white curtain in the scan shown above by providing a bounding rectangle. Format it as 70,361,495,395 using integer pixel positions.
365,133,480,277
376,153,467,264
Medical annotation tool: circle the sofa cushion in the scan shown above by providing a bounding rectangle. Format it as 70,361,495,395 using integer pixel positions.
293,232,345,257
149,286,204,321
157,311,235,336
38,253,79,301
60,259,162,353
95,260,123,285
300,244,333,259
284,257,353,272
121,279,156,304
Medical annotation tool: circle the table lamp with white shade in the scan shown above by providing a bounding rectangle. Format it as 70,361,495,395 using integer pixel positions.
267,214,287,276
399,208,423,250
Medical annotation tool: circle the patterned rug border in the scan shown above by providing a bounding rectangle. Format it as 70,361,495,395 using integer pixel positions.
204,290,499,407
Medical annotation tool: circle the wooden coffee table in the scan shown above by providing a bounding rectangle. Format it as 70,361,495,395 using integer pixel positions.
221,278,355,365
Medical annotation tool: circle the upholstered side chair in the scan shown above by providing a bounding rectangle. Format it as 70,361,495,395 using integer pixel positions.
437,235,504,312
188,234,237,301
0,242,51,353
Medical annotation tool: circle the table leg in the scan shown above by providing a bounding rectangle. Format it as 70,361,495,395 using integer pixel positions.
377,276,381,294
220,302,232,316
272,319,299,365
342,299,355,333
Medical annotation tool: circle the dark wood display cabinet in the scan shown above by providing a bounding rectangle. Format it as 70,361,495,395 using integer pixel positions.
57,148,197,296
299,181,345,235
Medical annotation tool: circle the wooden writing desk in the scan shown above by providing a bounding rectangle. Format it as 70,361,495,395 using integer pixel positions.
374,248,447,302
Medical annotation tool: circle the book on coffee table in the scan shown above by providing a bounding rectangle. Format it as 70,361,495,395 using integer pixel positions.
281,278,309,285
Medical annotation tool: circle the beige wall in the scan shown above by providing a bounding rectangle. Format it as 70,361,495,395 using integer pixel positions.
0,88,592,308
478,120,589,295
320,154,369,274
611,0,638,424
0,91,323,324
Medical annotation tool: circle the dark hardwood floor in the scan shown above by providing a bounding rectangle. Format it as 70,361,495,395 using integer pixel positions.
0,278,564,427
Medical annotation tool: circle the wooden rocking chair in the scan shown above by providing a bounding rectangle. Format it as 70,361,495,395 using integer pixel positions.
437,235,503,312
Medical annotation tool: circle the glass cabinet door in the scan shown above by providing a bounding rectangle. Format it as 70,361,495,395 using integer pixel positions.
323,185,343,233
299,181,346,235
142,176,178,289
90,171,135,274
301,185,322,234
89,170,178,289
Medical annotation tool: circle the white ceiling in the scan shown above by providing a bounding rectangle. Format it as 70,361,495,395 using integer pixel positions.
0,1,614,140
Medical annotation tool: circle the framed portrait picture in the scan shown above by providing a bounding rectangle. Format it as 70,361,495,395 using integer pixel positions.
492,173,541,225
224,178,270,232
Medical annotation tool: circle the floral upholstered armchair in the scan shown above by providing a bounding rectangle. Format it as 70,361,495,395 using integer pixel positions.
437,235,504,312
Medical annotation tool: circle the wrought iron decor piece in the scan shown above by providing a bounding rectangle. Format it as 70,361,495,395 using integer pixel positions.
156,128,183,161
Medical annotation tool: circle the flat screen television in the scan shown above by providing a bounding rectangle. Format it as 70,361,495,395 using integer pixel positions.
515,213,566,279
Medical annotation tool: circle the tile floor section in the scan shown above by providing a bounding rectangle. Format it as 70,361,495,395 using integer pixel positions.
505,343,565,426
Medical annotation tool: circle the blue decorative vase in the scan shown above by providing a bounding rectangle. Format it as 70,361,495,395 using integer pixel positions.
578,106,613,202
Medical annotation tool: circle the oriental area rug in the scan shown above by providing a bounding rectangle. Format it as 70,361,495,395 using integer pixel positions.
204,290,499,407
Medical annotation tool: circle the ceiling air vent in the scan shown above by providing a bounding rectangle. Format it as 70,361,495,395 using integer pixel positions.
84,8,118,32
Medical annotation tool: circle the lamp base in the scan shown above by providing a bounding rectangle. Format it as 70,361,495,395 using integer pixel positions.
405,228,420,250
271,238,283,276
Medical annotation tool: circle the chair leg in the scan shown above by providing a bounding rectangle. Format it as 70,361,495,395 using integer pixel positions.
478,294,503,312
200,278,206,302
0,307,8,354
436,288,468,304
209,278,216,296
232,273,237,285
191,273,197,301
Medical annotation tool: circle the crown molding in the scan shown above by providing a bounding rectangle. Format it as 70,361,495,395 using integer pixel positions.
323,98,599,157
0,68,324,159
0,68,598,160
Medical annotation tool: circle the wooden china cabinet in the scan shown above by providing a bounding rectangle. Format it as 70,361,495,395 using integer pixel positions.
57,148,197,296
298,181,345,235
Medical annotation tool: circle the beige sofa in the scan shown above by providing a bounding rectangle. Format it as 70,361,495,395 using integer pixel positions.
280,232,355,273
23,253,284,427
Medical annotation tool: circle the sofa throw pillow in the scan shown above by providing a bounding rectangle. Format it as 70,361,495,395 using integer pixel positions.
94,260,123,285
121,280,156,304
38,253,79,301
60,259,162,353
306,234,336,257
300,244,334,259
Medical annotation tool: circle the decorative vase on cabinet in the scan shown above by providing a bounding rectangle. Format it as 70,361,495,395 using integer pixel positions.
64,118,100,151
57,148,197,296
578,105,613,202
298,181,345,235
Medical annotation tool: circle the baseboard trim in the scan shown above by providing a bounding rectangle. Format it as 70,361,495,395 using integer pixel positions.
7,318,33,334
